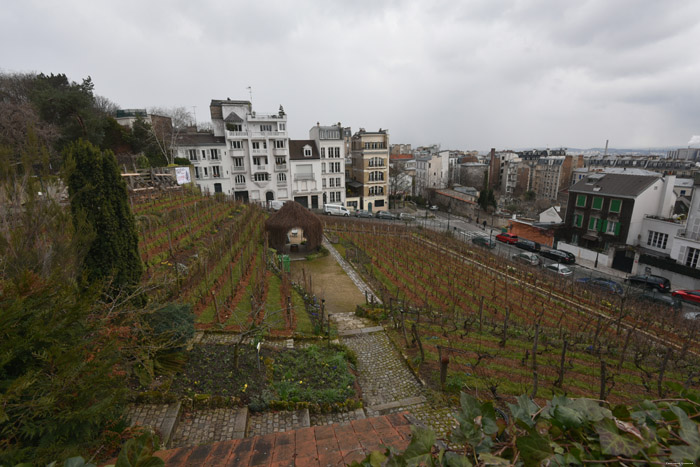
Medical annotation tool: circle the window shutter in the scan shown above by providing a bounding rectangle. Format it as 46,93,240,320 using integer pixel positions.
601,220,607,232
588,217,595,230
614,223,620,235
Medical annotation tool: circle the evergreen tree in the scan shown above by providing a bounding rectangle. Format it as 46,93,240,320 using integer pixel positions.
64,139,143,293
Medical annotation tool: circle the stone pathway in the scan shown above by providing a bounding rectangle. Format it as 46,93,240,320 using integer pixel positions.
169,407,247,448
246,409,310,437
324,237,381,304
127,403,181,448
310,408,366,426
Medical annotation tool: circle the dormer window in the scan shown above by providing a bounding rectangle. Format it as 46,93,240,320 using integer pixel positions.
304,146,312,157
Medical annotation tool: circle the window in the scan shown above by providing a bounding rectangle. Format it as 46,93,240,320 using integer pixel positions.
233,157,244,168
606,221,620,236
254,173,269,182
572,233,579,245
279,123,285,131
647,231,668,249
322,178,326,188
321,163,326,173
253,156,268,165
235,175,245,184
275,156,285,165
575,194,587,207
203,167,208,177
329,162,340,173
335,147,340,157
194,166,200,178
202,150,207,160
188,149,197,161
260,124,272,132
212,166,221,178
231,141,242,149
574,213,583,228
592,196,603,210
686,247,700,268
210,149,220,160
277,173,286,182
588,217,601,231
252,141,267,150
228,124,242,132
329,178,335,187
330,192,337,203
321,147,326,157
304,147,312,157
336,177,341,186
609,199,622,213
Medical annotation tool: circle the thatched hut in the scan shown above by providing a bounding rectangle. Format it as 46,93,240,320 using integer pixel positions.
265,201,323,253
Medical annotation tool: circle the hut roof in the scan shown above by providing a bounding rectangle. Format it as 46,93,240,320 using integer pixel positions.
265,201,323,251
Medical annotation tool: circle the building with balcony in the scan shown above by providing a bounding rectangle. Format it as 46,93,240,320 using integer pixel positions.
309,123,347,207
347,128,389,212
532,155,584,200
289,140,322,209
174,99,290,204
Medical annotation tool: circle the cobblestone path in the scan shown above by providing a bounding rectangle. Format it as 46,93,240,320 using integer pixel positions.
246,409,309,437
170,407,247,448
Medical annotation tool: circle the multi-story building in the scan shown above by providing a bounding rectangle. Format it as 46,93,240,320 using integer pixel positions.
309,123,346,206
174,99,290,204
415,150,449,197
532,155,584,200
347,128,389,212
563,172,676,271
288,140,322,209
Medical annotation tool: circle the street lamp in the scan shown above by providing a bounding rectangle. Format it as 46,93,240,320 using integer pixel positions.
447,206,452,232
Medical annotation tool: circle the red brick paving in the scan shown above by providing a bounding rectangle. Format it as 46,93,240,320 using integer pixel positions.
140,412,414,466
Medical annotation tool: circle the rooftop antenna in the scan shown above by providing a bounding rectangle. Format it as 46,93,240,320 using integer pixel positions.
192,106,197,128
604,139,609,156
247,86,253,102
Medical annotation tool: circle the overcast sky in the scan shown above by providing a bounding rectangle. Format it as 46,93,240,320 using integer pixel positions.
2,0,699,151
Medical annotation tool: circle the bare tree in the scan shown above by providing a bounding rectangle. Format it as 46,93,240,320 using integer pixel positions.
147,106,195,165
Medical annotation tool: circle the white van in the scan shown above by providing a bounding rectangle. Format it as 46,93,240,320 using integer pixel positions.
323,204,350,216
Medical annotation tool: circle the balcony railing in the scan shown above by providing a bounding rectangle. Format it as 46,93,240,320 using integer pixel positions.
277,179,287,186
226,131,248,138
234,182,246,189
252,148,268,155
252,164,268,172
233,165,246,172
250,131,286,138
275,164,287,171
294,173,315,181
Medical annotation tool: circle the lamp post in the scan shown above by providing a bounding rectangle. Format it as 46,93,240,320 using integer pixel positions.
425,201,429,226
447,206,452,232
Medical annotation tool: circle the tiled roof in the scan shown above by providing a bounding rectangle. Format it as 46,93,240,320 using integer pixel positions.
149,412,413,466
224,112,244,123
390,154,414,160
289,140,320,160
175,133,226,146
569,173,660,198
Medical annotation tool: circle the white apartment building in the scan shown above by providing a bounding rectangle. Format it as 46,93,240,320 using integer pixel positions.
415,150,449,197
289,140,323,209
309,123,346,206
174,99,291,204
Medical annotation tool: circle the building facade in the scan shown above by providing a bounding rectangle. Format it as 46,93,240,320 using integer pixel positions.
309,124,346,206
289,140,322,209
347,129,389,212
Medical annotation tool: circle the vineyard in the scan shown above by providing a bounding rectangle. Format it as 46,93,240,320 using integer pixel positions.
132,189,313,336
325,218,700,404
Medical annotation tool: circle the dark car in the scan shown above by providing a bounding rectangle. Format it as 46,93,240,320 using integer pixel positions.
626,274,671,293
540,248,576,265
495,233,518,244
354,209,373,218
637,290,682,309
376,211,397,220
576,277,624,295
472,236,496,249
515,239,541,252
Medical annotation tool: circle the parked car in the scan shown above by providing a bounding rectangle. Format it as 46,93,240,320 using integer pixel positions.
354,209,373,218
376,211,397,220
539,249,576,265
512,252,540,266
429,205,439,211
671,289,700,304
323,204,350,216
472,236,496,249
576,277,624,295
626,274,671,293
545,263,574,276
399,212,416,221
515,239,541,252
637,290,682,310
495,233,518,244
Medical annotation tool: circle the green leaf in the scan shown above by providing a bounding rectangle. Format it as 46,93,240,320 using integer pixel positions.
443,451,472,467
367,450,387,467
569,399,612,422
402,426,435,460
611,404,630,419
594,419,644,457
507,394,538,428
477,453,509,466
516,430,553,465
64,458,95,467
552,405,584,428
670,444,700,463
671,406,700,447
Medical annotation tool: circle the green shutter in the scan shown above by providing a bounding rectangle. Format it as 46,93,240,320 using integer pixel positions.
592,197,603,210
610,199,621,213
601,219,607,232
576,194,587,207
574,214,582,228
588,217,595,230
614,222,621,235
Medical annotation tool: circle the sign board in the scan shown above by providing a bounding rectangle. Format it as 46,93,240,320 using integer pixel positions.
175,167,191,185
